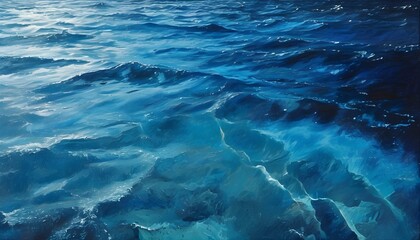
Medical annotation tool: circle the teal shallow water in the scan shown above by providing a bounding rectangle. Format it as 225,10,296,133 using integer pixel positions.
0,1,419,239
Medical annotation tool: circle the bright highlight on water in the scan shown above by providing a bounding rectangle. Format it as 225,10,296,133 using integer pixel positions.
0,0,419,239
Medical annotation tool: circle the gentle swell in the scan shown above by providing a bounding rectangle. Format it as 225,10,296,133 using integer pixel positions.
0,0,419,240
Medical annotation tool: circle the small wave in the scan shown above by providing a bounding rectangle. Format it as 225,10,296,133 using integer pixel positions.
34,62,200,103
45,30,93,42
280,48,355,67
64,62,191,85
105,13,150,20
193,23,236,33
35,61,245,97
89,2,111,8
0,56,87,75
216,93,285,122
243,37,310,52
0,31,93,46
126,22,236,33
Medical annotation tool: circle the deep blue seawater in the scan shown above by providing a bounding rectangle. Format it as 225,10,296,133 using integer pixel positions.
0,0,419,239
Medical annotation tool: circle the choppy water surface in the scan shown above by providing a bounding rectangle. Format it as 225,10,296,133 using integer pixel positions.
0,0,419,239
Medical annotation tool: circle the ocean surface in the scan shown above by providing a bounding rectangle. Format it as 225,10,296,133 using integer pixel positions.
0,0,419,239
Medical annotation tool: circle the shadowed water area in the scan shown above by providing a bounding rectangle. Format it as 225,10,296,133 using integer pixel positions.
0,0,419,239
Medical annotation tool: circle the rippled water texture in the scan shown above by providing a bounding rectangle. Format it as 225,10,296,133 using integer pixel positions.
0,0,419,239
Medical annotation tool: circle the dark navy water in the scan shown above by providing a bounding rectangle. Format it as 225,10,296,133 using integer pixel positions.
0,0,419,239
